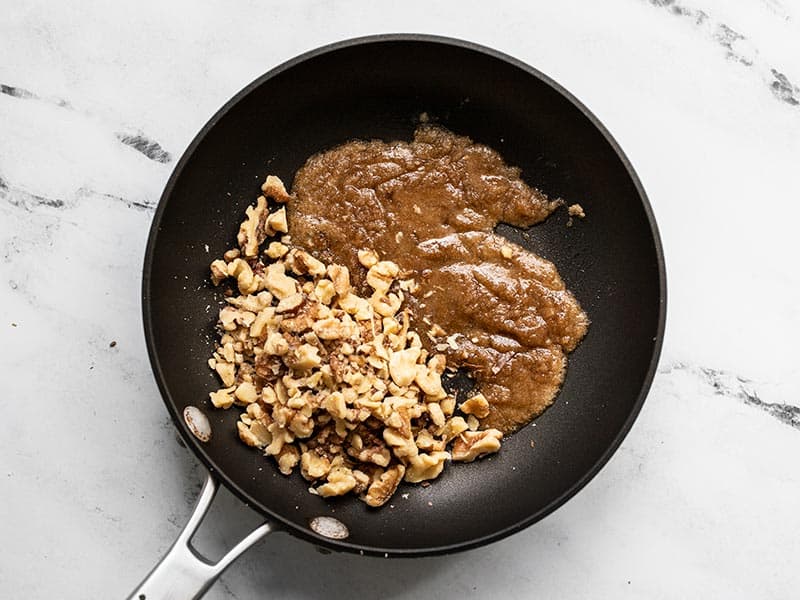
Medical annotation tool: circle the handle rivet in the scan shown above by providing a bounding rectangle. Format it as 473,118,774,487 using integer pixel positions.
310,516,349,540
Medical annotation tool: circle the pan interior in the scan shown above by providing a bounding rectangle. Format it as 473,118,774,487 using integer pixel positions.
143,37,664,556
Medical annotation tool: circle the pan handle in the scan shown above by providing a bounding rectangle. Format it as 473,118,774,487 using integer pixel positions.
126,472,274,600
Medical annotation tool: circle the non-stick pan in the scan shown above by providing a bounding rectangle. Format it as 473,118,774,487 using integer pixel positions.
133,34,666,599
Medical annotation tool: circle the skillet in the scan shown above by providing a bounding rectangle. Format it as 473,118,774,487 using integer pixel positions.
132,34,666,599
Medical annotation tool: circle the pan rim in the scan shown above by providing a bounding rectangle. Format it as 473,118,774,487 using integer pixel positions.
142,33,667,557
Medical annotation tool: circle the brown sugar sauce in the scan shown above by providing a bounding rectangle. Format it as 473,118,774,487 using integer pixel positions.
288,126,588,433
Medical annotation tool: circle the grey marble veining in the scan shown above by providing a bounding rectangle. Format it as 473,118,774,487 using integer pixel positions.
646,0,800,105
662,363,800,430
1,1,799,598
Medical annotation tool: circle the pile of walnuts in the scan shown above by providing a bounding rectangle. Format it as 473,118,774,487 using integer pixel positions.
207,176,502,507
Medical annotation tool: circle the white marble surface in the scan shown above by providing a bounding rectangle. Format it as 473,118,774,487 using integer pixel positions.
2,0,799,598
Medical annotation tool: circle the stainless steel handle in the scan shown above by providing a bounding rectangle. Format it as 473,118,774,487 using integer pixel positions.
127,472,274,600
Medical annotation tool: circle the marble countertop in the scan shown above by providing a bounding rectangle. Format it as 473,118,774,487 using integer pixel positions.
2,1,799,598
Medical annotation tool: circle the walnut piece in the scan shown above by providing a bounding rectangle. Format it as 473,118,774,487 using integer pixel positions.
389,347,421,387
460,393,490,419
366,260,399,295
262,175,291,203
327,264,351,296
237,420,271,448
237,195,267,258
568,203,586,218
364,464,406,507
276,445,300,475
209,386,235,409
316,464,357,497
301,450,332,480
358,248,379,268
451,429,503,462
234,381,258,405
228,259,259,295
267,207,288,234
404,451,450,483
210,259,228,285
264,263,296,299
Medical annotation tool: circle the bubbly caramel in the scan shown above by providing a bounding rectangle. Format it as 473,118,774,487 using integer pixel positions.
289,126,588,433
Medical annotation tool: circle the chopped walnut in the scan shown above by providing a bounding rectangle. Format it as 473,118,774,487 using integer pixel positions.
370,291,402,317
266,241,289,259
223,248,240,262
347,470,369,496
439,416,469,442
263,263,297,299
266,207,288,234
288,344,321,371
214,361,236,387
316,463,357,497
276,445,300,475
427,402,445,428
227,291,272,312
313,279,336,305
275,292,304,314
568,203,586,218
440,396,456,416
327,264,351,296
313,316,355,340
451,429,503,462
207,175,504,508
249,307,276,339
237,420,271,448
404,451,450,483
460,393,490,419
389,347,421,387
209,386,235,409
210,259,228,286
383,427,418,459
338,293,371,320
415,361,445,398
287,249,326,277
228,259,259,295
301,450,331,480
366,260,399,295
358,248,379,268
234,381,258,405
415,429,446,452
347,431,392,467
364,464,405,507
237,195,268,258
262,175,291,203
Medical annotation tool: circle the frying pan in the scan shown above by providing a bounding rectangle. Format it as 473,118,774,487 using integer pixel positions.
133,34,666,599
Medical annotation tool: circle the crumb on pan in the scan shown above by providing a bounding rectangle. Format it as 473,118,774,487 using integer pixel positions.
568,203,585,218
566,203,585,227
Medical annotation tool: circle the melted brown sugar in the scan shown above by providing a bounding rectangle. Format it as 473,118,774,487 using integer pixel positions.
289,126,588,433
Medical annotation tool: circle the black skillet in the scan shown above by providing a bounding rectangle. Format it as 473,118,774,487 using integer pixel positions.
132,34,666,599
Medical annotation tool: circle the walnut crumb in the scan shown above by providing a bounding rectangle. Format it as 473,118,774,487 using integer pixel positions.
568,203,585,218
